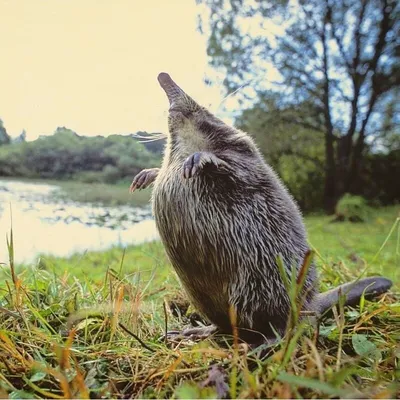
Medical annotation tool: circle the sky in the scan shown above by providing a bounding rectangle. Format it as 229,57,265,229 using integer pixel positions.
0,0,228,140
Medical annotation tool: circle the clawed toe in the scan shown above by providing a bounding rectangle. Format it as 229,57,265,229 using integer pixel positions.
130,169,159,192
159,326,218,343
158,330,181,342
182,325,218,339
183,153,201,179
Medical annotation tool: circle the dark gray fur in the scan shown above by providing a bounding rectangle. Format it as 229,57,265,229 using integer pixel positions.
130,73,393,342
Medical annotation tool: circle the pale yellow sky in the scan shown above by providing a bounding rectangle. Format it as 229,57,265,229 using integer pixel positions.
0,0,225,140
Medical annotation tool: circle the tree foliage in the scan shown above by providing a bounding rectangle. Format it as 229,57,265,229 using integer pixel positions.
0,127,163,183
0,119,11,146
199,0,399,212
238,94,326,210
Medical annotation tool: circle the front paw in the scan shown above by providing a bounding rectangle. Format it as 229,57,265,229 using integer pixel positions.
158,325,218,343
183,152,203,179
129,168,159,192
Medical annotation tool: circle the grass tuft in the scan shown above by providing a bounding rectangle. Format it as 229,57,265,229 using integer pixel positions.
0,206,399,398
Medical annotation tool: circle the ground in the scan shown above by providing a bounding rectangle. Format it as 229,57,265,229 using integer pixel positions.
0,206,399,398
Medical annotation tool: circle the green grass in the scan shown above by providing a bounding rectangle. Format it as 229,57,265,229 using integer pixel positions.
0,206,399,398
306,206,399,288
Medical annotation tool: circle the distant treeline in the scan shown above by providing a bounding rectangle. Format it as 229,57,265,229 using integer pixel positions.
0,120,398,211
0,126,165,184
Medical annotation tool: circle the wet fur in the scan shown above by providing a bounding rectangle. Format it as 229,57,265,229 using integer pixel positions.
153,106,316,339
132,74,393,342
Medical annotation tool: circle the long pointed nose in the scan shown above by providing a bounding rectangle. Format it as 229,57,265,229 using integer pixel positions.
157,72,198,111
157,73,185,106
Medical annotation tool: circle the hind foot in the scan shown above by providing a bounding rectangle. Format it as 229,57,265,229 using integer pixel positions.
182,152,229,179
130,168,160,192
160,325,218,342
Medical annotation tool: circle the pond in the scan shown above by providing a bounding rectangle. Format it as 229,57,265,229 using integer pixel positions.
0,179,159,264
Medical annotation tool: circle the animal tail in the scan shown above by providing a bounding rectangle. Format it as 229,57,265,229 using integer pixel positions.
314,276,393,316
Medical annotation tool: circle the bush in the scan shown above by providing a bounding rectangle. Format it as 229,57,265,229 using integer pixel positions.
102,164,121,184
335,193,371,222
74,171,104,183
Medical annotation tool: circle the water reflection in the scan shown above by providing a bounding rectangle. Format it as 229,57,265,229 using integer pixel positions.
0,179,159,263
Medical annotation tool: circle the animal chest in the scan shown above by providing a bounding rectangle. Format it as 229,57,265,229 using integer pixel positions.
152,165,230,269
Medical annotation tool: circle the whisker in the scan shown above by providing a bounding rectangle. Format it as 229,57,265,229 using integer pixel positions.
213,75,266,112
132,133,167,141
137,137,167,143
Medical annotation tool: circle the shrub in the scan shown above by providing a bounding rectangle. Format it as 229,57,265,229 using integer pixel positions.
335,193,371,222
102,164,121,184
74,171,104,183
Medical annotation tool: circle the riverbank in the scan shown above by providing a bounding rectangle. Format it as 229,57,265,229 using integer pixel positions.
0,207,398,398
0,177,152,206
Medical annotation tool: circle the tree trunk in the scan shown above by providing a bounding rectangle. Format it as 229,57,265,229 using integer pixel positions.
323,134,337,214
321,14,337,214
347,94,377,193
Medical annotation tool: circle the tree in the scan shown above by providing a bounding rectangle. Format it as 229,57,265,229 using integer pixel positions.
13,129,27,143
238,94,325,210
198,0,399,212
0,119,11,145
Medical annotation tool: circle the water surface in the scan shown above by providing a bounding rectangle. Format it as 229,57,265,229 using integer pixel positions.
0,179,158,263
